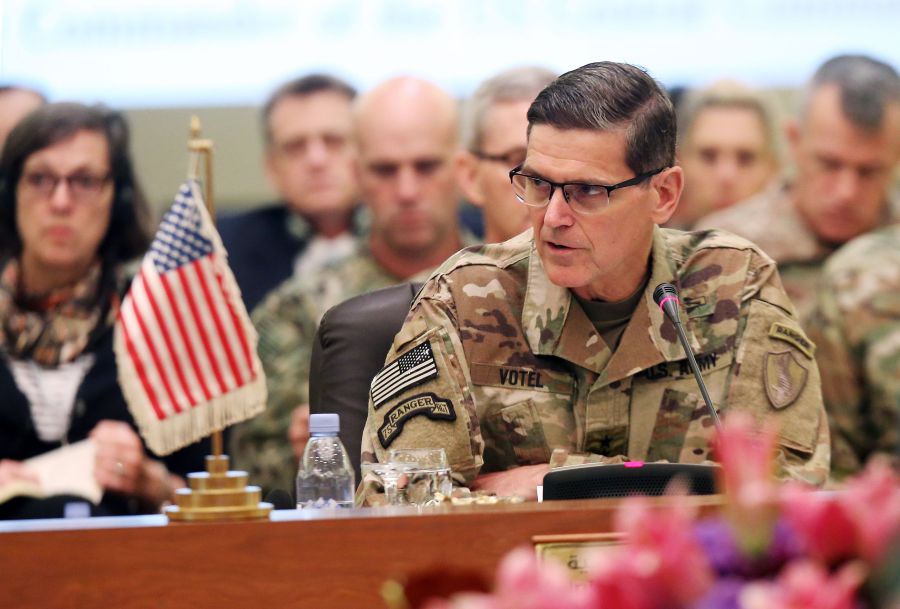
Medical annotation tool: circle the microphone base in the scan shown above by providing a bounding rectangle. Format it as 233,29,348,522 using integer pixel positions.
542,462,718,500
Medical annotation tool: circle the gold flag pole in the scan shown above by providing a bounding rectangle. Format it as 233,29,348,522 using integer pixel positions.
165,117,272,522
187,116,224,461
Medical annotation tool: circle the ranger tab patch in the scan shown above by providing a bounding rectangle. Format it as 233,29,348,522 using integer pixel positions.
769,322,815,359
377,392,456,448
764,350,808,409
371,341,438,409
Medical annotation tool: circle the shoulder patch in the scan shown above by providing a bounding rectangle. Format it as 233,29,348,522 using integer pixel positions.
371,341,438,410
769,322,815,359
764,350,808,409
377,392,456,448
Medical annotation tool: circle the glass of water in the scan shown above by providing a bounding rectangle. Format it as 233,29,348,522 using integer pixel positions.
363,461,410,506
388,448,452,506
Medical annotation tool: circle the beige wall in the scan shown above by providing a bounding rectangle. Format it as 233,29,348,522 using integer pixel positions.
125,106,275,219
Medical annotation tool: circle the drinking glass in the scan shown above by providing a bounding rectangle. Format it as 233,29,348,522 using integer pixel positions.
388,448,452,506
363,461,410,506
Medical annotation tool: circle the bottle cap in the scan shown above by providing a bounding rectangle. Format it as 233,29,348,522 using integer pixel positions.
309,413,340,435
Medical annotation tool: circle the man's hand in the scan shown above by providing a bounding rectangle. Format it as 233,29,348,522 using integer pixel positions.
289,404,311,460
470,463,550,501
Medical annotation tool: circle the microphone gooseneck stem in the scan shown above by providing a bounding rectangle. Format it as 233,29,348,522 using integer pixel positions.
671,317,722,431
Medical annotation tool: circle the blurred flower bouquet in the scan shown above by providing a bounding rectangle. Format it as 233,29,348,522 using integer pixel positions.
409,414,900,609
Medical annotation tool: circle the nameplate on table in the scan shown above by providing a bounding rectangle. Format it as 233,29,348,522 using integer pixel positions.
532,533,623,579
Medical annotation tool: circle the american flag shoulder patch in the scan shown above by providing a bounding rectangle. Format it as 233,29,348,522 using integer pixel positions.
371,341,438,410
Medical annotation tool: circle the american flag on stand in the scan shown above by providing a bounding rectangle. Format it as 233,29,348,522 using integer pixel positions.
114,181,266,455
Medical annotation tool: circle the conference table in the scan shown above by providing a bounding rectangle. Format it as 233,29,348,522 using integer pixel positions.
0,495,722,608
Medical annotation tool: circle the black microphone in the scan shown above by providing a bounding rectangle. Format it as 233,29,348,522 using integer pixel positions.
264,488,294,510
653,282,722,430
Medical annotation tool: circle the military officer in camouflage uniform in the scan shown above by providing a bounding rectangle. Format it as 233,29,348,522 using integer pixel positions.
361,61,830,501
229,77,474,494
696,54,900,328
808,225,900,479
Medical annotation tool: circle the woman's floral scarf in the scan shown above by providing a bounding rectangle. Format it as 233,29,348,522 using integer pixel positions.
0,258,117,367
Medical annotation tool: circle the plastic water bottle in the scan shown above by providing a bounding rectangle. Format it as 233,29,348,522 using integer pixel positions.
296,413,355,509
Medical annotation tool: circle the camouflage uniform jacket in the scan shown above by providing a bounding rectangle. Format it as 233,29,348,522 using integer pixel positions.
230,233,477,494
230,241,410,494
808,224,900,479
695,182,900,329
694,183,836,328
361,227,831,488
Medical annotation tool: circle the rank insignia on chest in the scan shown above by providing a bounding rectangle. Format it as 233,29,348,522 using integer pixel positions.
764,350,808,409
371,341,439,409
377,392,456,448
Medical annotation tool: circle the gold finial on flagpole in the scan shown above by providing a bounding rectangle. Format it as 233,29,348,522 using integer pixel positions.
165,117,272,522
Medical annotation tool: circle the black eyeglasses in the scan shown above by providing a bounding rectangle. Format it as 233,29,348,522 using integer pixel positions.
472,147,527,168
509,166,666,215
20,171,112,201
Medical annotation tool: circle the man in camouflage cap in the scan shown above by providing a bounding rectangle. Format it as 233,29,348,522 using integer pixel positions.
230,76,473,494
361,61,830,500
808,225,900,479
696,54,900,327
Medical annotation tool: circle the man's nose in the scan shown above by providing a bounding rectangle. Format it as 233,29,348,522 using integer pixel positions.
832,167,862,204
396,166,421,204
714,157,739,185
305,138,329,165
542,187,575,228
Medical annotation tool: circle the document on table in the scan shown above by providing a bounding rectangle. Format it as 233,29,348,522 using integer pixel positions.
0,440,102,505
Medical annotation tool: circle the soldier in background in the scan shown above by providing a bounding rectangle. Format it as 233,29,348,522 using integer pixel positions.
230,77,472,495
808,225,900,479
360,61,829,502
696,55,900,327
668,81,780,229
217,74,362,312
455,66,557,244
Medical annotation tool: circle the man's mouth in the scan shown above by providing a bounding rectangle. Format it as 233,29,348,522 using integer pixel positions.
546,240,577,251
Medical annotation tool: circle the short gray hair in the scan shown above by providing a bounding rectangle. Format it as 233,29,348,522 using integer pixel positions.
461,66,557,152
527,61,676,175
803,54,900,132
677,81,778,155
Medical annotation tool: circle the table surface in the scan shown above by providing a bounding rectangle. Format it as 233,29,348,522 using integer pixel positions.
0,495,724,609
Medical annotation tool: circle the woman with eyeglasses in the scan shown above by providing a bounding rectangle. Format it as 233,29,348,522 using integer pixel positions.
0,103,205,519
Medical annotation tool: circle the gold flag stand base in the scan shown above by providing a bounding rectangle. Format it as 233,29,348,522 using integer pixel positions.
164,454,273,522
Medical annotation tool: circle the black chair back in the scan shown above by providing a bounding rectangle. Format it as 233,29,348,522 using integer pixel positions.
309,283,422,483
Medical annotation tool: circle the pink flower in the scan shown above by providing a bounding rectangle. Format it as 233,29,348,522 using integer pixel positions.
840,456,900,563
435,547,595,609
739,559,866,609
713,412,780,556
781,457,900,565
780,483,858,564
586,494,714,609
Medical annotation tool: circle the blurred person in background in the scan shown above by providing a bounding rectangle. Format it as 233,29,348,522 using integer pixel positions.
809,225,900,480
230,76,473,495
0,103,206,519
0,85,45,150
696,54,900,326
668,81,780,229
455,66,557,244
217,74,362,312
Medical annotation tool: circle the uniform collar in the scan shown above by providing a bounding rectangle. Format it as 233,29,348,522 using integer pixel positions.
522,226,702,381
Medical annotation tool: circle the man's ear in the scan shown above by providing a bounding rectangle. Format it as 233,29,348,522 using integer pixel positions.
455,150,485,208
650,165,684,225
